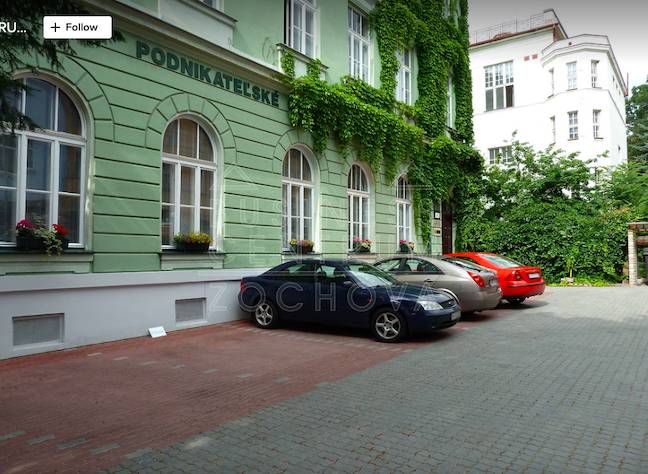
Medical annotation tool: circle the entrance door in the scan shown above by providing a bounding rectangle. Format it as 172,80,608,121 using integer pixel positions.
442,201,453,254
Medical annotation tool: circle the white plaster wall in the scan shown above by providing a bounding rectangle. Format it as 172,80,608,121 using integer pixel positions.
0,269,265,359
470,31,627,168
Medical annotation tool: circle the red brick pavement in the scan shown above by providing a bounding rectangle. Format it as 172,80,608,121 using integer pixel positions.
0,312,510,473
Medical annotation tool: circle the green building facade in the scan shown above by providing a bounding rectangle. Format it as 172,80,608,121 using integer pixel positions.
0,0,470,358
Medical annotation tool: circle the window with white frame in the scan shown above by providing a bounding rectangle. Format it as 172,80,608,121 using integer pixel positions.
286,0,316,58
549,68,554,96
484,61,513,111
568,111,579,140
161,118,217,247
446,74,456,129
348,5,370,82
593,110,601,138
591,60,599,88
282,148,314,248
1,78,85,246
396,175,412,245
347,164,370,249
550,116,556,143
396,48,412,105
567,61,577,90
488,146,513,165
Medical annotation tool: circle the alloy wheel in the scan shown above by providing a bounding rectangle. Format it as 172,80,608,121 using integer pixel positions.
255,302,274,327
374,311,402,340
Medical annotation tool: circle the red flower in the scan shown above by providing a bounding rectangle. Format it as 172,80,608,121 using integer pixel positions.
52,224,69,237
16,219,35,230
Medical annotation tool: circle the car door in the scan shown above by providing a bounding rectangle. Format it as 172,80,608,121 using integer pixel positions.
274,261,316,321
314,263,368,328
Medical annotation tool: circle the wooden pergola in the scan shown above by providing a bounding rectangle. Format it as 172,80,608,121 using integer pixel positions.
628,222,648,286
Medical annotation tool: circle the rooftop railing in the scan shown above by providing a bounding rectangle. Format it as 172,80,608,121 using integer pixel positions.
470,10,559,45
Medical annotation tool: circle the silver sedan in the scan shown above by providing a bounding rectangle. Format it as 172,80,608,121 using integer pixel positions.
374,255,502,313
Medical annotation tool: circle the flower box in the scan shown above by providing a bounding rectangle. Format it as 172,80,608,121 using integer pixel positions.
290,239,314,254
16,235,46,251
399,240,415,253
352,238,372,253
173,233,212,252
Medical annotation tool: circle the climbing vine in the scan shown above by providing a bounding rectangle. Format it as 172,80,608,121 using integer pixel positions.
283,0,482,249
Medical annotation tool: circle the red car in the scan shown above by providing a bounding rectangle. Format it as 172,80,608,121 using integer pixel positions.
446,252,545,305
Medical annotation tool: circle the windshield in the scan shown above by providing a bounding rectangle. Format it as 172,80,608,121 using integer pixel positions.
480,254,523,268
346,263,397,287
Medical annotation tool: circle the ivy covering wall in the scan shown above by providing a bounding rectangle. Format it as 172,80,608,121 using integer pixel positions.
283,0,482,250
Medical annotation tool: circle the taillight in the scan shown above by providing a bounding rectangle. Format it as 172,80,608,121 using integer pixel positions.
508,270,522,281
468,271,486,288
240,280,246,292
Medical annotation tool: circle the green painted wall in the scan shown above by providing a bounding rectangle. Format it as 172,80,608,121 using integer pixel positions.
3,2,441,274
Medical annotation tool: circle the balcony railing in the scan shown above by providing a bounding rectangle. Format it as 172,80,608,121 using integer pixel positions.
470,10,559,45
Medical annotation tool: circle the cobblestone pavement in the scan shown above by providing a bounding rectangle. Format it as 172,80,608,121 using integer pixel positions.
107,287,648,474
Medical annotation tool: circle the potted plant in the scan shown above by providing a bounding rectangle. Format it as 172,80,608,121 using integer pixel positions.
290,239,314,254
173,232,212,252
52,224,70,250
399,240,415,253
353,237,372,253
15,220,67,255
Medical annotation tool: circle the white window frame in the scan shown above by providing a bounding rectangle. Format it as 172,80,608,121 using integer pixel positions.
567,61,577,90
396,175,412,246
446,74,456,129
286,0,317,58
161,117,218,249
1,78,86,247
484,61,514,111
488,146,513,165
591,60,599,88
199,0,222,10
347,164,370,250
396,48,412,105
568,111,579,140
348,5,370,83
282,148,315,250
593,109,601,138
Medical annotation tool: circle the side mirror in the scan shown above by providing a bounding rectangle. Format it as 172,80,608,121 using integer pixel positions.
341,280,354,287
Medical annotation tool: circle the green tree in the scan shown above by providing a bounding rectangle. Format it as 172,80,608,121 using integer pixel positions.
0,1,121,132
627,80,648,163
462,141,633,283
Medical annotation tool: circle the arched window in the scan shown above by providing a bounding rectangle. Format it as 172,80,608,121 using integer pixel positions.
161,117,217,247
348,164,369,249
396,175,412,245
1,77,85,245
282,148,314,248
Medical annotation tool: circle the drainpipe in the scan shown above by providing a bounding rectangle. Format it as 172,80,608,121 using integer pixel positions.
629,228,637,286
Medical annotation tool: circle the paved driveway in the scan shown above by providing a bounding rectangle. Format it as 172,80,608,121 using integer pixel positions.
3,287,648,473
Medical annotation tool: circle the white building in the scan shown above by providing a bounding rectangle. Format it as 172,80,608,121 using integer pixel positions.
469,9,628,168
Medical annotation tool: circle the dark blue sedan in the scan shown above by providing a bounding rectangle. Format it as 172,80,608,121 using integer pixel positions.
238,259,461,342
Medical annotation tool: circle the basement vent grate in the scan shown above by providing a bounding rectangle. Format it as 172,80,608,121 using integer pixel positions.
13,313,64,347
175,298,206,324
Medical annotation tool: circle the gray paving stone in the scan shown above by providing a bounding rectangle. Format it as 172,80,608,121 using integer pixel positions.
108,288,648,473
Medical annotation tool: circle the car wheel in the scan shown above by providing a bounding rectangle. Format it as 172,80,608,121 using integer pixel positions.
253,301,279,329
371,309,407,343
507,297,527,305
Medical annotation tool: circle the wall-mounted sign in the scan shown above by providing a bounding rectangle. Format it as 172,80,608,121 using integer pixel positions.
135,40,280,108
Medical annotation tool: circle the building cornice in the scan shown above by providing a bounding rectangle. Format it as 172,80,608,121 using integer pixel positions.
83,0,289,94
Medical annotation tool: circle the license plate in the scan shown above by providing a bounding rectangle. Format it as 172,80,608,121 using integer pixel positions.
528,273,540,279
451,311,461,321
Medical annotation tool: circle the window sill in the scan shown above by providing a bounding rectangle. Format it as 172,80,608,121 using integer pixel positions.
159,250,225,271
568,138,579,141
276,43,327,79
594,137,604,140
0,251,93,275
347,252,380,263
